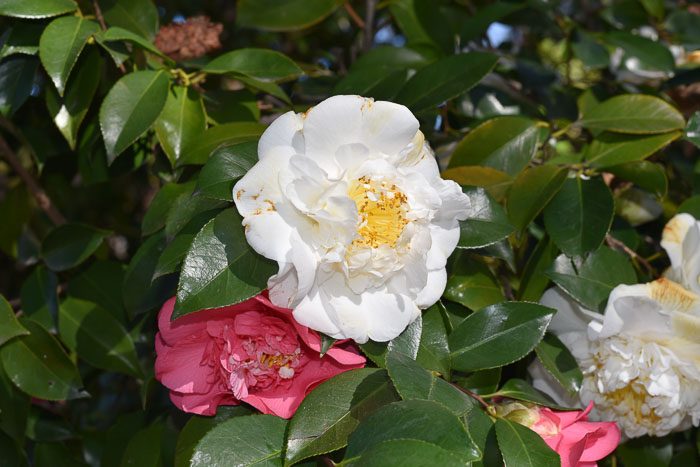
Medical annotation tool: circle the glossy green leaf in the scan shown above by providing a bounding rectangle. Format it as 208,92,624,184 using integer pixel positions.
236,74,291,105
606,161,668,197
237,0,342,31
204,48,302,81
347,439,466,467
358,317,422,367
142,181,195,236
0,55,38,116
196,141,258,201
579,94,685,134
605,31,674,72
123,231,174,317
449,302,555,372
0,0,77,18
45,47,101,149
173,208,276,318
285,369,398,465
507,165,567,231
0,294,28,346
0,318,84,400
100,0,158,40
153,234,194,279
39,16,99,95
0,23,44,58
492,378,570,410
177,122,265,166
495,418,560,467
543,176,614,257
449,117,543,176
546,246,637,311
192,414,286,466
41,223,110,272
458,187,514,249
396,52,498,112
679,195,700,218
59,297,142,378
99,26,168,59
466,404,502,467
444,255,504,311
386,350,475,417
441,166,512,201
67,260,126,323
164,191,225,238
203,89,260,125
572,30,610,69
415,304,451,376
0,363,30,442
455,368,502,395
154,86,206,166
20,266,59,332
389,0,453,54
535,333,583,396
518,236,559,302
120,422,163,467
584,131,681,168
99,70,169,163
344,400,480,463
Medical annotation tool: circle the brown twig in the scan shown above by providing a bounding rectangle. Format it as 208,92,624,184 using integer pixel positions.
0,134,66,225
93,0,127,73
452,382,492,411
363,0,377,52
343,2,365,29
605,234,656,276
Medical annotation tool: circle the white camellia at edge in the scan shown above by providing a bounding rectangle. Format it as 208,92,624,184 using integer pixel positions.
233,95,469,343
531,214,700,438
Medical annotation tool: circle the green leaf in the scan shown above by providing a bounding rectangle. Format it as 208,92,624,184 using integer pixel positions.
506,165,567,231
679,195,700,218
492,378,570,410
39,16,99,95
617,437,673,467
459,1,525,42
545,246,637,311
196,141,258,201
100,0,158,40
174,407,251,467
441,166,512,201
20,266,59,332
0,23,44,58
0,0,77,18
58,297,142,378
579,94,685,134
99,70,170,163
164,191,225,238
173,209,276,318
41,223,110,272
67,260,127,323
358,316,422,367
604,31,674,72
444,255,504,311
543,176,614,257
99,26,169,59
120,422,163,467
123,231,174,317
153,234,194,279
192,414,287,466
396,52,498,113
466,405,502,467
606,161,668,197
449,117,543,176
344,400,480,463
389,0,453,54
236,75,291,105
386,350,476,417
518,236,559,302
415,304,451,376
142,181,196,236
535,333,583,396
204,48,303,81
456,368,501,395
203,89,260,125
46,46,101,149
0,294,28,346
449,302,555,372
0,363,30,442
347,439,466,467
0,318,84,400
0,55,38,116
154,86,207,166
35,442,88,467
177,122,265,166
458,187,514,249
494,418,560,467
237,0,342,31
285,368,398,465
584,131,681,168
571,30,610,69
0,431,25,467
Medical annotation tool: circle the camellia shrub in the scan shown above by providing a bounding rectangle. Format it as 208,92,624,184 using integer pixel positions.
2,0,700,465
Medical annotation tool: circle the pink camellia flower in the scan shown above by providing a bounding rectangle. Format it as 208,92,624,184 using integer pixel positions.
498,401,620,467
154,293,366,419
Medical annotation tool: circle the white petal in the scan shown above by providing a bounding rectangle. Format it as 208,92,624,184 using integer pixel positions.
541,287,600,335
415,268,447,309
661,214,695,269
233,151,287,216
303,95,419,174
258,111,304,159
293,287,342,337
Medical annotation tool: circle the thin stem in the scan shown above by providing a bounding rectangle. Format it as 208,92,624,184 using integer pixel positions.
93,0,127,74
343,2,365,29
0,134,66,226
605,234,656,276
452,382,492,411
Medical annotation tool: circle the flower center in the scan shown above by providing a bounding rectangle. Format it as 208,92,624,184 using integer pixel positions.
259,352,298,379
348,176,408,249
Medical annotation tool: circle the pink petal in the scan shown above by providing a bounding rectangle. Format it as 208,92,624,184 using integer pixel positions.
169,390,238,416
155,337,214,394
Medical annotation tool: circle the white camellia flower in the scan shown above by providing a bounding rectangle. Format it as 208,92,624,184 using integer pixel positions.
233,95,469,343
532,279,700,438
661,213,700,294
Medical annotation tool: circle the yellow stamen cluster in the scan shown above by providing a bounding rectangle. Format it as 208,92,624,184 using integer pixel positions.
349,176,408,249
